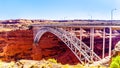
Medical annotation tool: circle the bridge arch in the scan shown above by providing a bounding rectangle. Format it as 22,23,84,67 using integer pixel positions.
34,26,102,64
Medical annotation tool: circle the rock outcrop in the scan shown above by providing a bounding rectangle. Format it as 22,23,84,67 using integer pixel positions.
0,30,33,61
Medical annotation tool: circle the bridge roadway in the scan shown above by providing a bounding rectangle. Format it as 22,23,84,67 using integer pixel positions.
32,22,120,28
32,22,120,66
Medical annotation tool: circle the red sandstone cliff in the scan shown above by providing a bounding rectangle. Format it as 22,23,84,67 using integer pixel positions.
0,30,33,61
0,19,120,65
0,30,79,64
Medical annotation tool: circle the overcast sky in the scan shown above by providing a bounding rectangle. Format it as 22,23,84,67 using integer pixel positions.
0,0,120,20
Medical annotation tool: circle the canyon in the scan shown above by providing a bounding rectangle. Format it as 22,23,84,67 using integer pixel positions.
0,19,120,65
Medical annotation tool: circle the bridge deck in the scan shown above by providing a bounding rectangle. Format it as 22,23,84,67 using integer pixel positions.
31,22,120,29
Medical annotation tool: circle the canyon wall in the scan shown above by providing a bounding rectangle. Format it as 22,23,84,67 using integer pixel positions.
0,30,33,61
0,19,120,64
0,30,79,64
0,29,119,64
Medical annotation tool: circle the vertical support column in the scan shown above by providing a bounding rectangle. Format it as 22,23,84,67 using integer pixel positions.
73,28,75,36
80,27,82,46
69,27,71,39
80,27,82,62
109,27,112,56
90,29,92,49
90,27,94,61
70,27,73,35
102,28,106,58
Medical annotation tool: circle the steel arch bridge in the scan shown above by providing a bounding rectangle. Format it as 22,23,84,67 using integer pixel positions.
32,23,120,65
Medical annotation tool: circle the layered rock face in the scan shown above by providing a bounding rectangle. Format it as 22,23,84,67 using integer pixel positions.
0,30,33,61
0,29,119,65
0,29,119,64
0,30,79,64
